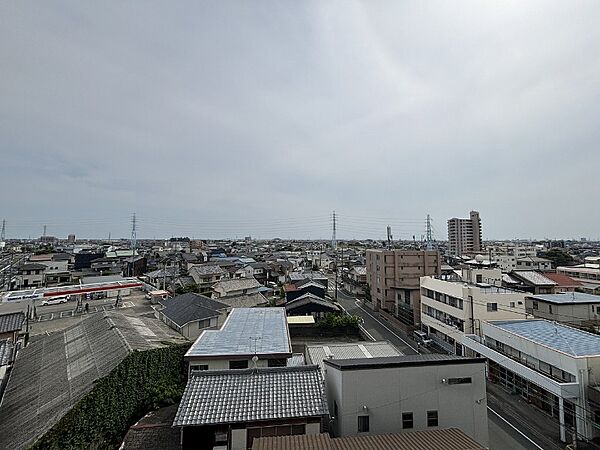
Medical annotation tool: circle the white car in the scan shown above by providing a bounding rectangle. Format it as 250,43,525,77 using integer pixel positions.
41,296,69,306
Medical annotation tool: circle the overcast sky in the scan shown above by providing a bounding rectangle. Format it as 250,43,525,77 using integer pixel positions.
2,1,600,240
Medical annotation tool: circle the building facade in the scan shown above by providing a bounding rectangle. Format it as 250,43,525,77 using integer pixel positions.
324,355,488,447
366,250,441,325
462,319,600,443
447,211,482,256
420,269,528,355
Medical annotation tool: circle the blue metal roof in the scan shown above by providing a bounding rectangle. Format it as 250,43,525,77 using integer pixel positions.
529,293,600,304
490,320,600,357
185,307,291,358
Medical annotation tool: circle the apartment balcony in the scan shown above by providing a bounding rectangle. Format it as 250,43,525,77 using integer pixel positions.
462,335,580,399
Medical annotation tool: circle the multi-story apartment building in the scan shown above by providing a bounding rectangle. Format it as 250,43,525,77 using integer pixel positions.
419,269,528,355
463,319,600,443
447,211,482,256
366,250,441,325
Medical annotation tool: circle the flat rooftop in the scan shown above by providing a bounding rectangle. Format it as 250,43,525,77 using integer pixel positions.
489,319,600,357
185,307,291,359
307,341,402,371
324,354,484,371
529,293,600,304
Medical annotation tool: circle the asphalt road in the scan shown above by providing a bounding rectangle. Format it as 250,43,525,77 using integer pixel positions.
327,274,548,450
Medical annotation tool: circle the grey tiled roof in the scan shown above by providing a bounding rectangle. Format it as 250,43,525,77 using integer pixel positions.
173,366,328,426
285,294,340,312
214,278,261,293
185,308,291,358
0,339,14,366
159,293,228,327
0,312,25,334
188,265,225,277
215,293,268,309
0,312,186,450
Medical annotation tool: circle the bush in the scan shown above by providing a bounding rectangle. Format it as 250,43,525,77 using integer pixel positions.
317,313,360,329
31,343,190,450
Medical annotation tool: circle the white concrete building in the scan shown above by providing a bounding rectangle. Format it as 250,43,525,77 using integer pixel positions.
462,319,600,443
324,355,488,447
420,269,528,355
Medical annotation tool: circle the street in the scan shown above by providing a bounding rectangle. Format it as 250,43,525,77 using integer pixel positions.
327,273,550,450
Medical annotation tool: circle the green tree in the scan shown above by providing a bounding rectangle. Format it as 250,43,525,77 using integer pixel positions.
542,249,575,267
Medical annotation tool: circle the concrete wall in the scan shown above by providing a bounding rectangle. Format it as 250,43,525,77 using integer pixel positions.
325,361,488,447
526,299,600,325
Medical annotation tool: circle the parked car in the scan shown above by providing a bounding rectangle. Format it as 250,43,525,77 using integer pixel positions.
41,295,70,306
413,330,432,347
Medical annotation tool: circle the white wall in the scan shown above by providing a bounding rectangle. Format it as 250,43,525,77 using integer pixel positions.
325,361,489,447
230,429,246,450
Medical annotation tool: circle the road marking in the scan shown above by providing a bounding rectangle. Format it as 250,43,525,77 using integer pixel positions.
487,406,545,450
353,301,418,353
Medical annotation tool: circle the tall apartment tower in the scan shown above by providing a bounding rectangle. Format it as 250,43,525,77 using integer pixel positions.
366,249,441,325
447,210,482,256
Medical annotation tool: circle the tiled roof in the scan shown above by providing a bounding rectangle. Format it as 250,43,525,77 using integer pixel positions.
213,278,261,293
541,272,582,287
0,339,14,366
121,404,179,450
511,271,556,286
159,293,228,327
215,293,268,309
185,308,291,358
285,294,340,312
188,265,224,277
173,366,328,426
252,429,485,450
0,312,25,334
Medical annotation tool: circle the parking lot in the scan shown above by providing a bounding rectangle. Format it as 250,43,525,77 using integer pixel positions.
35,300,135,322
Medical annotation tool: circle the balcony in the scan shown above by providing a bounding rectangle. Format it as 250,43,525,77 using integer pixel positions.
462,335,580,399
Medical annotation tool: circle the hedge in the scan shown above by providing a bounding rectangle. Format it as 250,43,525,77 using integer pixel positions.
31,343,190,450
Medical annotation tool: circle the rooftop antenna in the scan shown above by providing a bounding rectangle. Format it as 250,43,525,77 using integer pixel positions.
387,225,393,248
130,213,137,277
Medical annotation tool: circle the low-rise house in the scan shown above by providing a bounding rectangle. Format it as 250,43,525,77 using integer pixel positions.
157,293,230,339
516,256,553,271
508,271,557,295
184,307,292,372
173,365,329,450
557,264,600,294
284,280,326,302
212,278,261,299
525,293,600,326
285,293,340,318
252,429,486,450
215,292,269,309
324,355,488,447
462,319,600,443
343,266,367,297
188,265,225,294
288,271,329,289
0,312,25,342
11,263,46,289
541,272,582,293
145,266,180,290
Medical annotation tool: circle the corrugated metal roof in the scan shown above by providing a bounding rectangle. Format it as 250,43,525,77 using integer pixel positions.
529,292,600,304
307,342,401,371
252,429,485,450
490,319,600,357
173,366,328,426
185,308,291,358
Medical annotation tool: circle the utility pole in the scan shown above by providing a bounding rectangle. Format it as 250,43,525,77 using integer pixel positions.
426,214,433,251
43,225,47,238
1,219,5,242
331,211,337,250
130,213,137,277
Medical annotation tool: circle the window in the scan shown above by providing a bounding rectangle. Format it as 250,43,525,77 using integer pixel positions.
198,318,212,329
476,274,483,283
510,302,515,308
427,410,438,427
402,412,413,429
486,303,498,312
447,377,472,385
549,305,553,314
267,358,286,367
229,360,249,369
190,364,209,371
533,300,539,310
334,401,339,418
357,415,370,433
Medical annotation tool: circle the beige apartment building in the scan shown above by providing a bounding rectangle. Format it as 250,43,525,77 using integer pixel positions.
366,250,441,325
447,211,482,256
